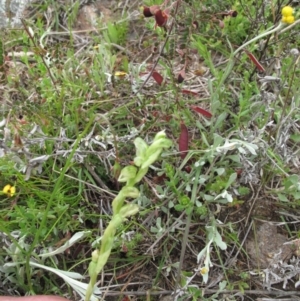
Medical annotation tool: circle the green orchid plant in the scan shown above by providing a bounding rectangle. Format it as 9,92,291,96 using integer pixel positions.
84,131,172,301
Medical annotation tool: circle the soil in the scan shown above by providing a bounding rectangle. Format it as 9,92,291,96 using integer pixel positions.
245,222,292,269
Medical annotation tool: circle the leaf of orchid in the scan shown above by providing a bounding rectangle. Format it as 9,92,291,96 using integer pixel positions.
39,231,91,258
62,275,100,301
30,261,97,301
29,261,86,280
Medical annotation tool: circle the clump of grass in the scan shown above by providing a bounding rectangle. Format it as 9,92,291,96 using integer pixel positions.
1,0,300,300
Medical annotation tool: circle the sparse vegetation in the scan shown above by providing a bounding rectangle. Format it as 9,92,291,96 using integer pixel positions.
1,0,300,300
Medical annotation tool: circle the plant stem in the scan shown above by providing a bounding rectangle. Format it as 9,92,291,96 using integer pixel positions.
233,23,283,56
176,166,201,291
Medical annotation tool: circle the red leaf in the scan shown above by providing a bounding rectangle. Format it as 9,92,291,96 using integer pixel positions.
244,50,265,72
181,89,199,96
179,122,189,159
152,70,164,85
191,105,212,118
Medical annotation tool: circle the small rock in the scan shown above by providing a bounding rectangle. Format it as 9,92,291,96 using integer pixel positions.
74,1,113,31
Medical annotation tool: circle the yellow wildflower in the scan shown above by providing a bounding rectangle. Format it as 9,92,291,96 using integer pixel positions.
114,71,127,78
282,6,293,17
3,184,16,197
282,15,295,24
282,6,295,24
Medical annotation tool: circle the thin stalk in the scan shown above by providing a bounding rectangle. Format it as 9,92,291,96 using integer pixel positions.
176,166,201,289
233,23,283,56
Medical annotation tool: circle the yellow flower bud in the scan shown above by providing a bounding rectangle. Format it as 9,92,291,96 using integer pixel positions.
285,16,295,24
282,6,294,17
